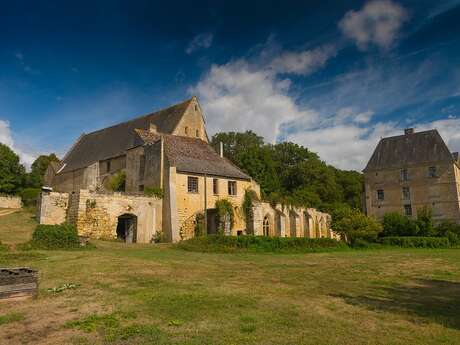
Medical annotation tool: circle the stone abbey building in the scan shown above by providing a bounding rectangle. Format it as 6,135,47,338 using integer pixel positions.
364,128,460,223
39,97,333,242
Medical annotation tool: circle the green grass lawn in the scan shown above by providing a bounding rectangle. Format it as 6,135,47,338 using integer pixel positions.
1,210,460,345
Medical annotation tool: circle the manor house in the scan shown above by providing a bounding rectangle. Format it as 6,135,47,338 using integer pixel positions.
39,97,333,242
364,128,460,223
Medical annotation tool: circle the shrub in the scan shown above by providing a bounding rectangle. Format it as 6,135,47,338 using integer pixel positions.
215,199,234,234
19,188,41,206
176,235,348,253
30,224,81,249
435,220,460,237
107,171,126,192
380,236,450,248
382,213,419,237
332,209,382,244
144,186,163,199
194,212,205,237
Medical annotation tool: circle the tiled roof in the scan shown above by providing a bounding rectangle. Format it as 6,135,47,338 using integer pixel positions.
136,129,250,180
364,129,454,171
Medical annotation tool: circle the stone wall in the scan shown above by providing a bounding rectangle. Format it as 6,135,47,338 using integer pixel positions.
38,192,69,225
39,190,162,243
0,195,22,209
364,162,460,223
172,97,208,142
251,201,333,239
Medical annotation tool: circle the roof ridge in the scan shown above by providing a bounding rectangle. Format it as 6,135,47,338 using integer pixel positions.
81,97,193,137
379,129,437,141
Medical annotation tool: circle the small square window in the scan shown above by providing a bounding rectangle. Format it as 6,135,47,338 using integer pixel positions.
377,189,384,201
213,178,219,195
138,184,144,192
404,204,412,216
188,176,198,193
428,166,437,178
400,168,408,181
402,187,410,200
228,181,237,196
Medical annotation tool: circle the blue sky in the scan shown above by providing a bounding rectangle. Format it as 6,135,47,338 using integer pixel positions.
1,0,460,170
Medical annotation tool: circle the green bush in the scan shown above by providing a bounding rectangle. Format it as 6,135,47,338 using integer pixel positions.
144,186,163,199
380,236,450,248
176,235,348,253
19,188,41,206
30,224,81,249
107,171,126,192
382,213,419,237
331,208,382,244
435,220,460,237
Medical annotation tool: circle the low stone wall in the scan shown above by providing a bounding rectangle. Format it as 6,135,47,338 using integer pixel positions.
38,190,163,243
38,192,69,225
0,195,22,209
251,202,334,238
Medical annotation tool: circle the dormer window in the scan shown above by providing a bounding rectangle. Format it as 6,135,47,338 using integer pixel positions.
428,166,437,178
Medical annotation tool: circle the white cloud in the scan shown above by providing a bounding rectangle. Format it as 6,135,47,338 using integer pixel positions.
185,33,214,54
0,119,36,168
269,45,336,75
191,60,318,143
338,0,408,50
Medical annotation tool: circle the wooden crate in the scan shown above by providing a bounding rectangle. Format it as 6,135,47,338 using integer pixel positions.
0,268,38,301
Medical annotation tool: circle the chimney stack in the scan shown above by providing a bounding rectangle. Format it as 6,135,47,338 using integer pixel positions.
404,128,414,135
219,142,224,158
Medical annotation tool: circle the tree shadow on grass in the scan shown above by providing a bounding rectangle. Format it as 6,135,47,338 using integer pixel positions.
332,279,460,330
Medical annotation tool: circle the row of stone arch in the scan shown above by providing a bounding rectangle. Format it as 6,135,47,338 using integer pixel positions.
262,210,331,238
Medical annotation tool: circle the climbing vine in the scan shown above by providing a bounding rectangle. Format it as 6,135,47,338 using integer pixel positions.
215,199,234,235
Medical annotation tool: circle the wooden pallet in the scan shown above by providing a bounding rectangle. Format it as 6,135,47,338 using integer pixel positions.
0,268,38,301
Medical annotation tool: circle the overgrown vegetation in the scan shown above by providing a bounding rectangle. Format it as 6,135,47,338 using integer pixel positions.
331,207,382,244
380,236,451,248
211,131,363,212
107,171,126,192
194,212,205,237
242,189,258,230
144,186,164,198
176,235,348,253
215,199,235,234
0,312,25,326
26,224,81,249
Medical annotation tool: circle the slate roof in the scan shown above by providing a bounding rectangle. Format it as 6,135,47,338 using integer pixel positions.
364,129,455,171
59,98,192,173
136,129,251,180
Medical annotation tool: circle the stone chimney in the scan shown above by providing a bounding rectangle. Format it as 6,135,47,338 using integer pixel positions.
149,123,157,133
404,128,414,135
219,142,224,158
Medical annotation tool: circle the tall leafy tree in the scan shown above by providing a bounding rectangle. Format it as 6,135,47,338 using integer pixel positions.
0,143,26,194
211,131,364,211
28,153,60,188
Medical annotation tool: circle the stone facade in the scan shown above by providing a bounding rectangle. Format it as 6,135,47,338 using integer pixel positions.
43,97,334,242
0,195,22,209
39,190,162,243
364,129,460,223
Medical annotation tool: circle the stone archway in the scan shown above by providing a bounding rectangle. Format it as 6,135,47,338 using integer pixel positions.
263,214,271,236
116,213,138,243
303,212,312,238
289,210,298,237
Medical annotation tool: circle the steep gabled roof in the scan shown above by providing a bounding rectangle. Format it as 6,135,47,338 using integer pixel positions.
136,129,251,180
364,129,454,172
59,98,192,173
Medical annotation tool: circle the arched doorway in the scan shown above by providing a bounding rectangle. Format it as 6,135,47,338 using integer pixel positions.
304,212,312,238
289,211,298,237
117,214,137,243
263,215,271,236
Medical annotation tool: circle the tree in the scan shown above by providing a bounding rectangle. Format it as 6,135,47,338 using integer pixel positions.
211,131,364,211
0,143,26,194
332,208,382,244
382,213,419,237
28,153,60,188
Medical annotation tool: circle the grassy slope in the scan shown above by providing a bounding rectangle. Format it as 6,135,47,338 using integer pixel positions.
0,210,460,345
